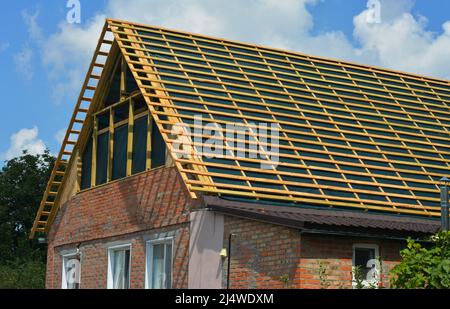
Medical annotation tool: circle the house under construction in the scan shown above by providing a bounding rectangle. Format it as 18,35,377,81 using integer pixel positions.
31,19,450,289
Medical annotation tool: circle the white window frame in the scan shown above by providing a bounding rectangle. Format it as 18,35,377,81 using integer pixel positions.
107,243,132,289
145,237,174,289
61,250,81,289
352,243,380,289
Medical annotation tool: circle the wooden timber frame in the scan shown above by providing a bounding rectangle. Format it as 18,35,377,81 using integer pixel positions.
110,22,211,197
104,19,450,217
89,91,152,186
31,18,450,238
30,20,195,238
30,22,115,239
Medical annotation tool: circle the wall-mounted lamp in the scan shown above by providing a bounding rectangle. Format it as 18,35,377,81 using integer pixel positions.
440,176,450,231
220,248,228,258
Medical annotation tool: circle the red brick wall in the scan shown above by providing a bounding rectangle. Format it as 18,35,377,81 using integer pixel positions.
46,166,193,289
46,164,406,289
298,234,402,289
223,216,301,289
223,216,404,289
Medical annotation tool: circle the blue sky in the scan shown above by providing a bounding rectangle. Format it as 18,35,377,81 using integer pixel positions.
1,0,450,162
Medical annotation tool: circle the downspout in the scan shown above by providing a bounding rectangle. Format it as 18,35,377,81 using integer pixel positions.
226,233,235,289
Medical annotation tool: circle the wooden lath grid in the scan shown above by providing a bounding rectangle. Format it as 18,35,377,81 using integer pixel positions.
108,19,450,217
31,19,450,239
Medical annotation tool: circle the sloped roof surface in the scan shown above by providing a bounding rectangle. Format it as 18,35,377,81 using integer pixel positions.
31,19,450,237
109,19,450,217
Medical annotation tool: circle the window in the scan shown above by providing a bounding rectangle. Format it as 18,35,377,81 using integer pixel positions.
61,251,81,289
107,244,131,289
146,238,173,289
352,244,380,288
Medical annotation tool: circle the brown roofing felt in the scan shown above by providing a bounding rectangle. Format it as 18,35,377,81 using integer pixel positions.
203,196,440,237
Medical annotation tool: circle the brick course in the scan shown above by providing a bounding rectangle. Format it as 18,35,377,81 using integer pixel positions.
46,166,192,289
45,165,406,289
223,216,404,289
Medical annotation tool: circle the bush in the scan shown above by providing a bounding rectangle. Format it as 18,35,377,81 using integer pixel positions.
0,151,53,288
390,231,450,289
0,259,46,289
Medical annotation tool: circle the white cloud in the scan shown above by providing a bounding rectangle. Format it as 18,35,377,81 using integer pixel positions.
54,128,66,144
105,0,319,49
2,127,47,161
0,42,9,52
13,46,34,80
41,15,106,104
21,9,44,42
27,0,450,103
352,0,450,79
13,9,45,80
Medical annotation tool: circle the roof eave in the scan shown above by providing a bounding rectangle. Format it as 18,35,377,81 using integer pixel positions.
203,195,440,240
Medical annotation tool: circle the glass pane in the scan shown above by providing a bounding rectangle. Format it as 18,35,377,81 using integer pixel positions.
64,257,80,289
112,249,130,289
354,248,375,282
124,250,130,289
165,243,172,289
152,244,165,289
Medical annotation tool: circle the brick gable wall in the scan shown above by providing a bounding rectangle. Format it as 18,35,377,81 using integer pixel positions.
45,165,405,289
45,166,193,289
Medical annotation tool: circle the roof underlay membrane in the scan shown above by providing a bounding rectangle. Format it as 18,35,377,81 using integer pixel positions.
109,19,450,217
32,19,450,237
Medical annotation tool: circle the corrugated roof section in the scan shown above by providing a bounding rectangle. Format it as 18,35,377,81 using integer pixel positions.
204,196,440,235
108,19,450,218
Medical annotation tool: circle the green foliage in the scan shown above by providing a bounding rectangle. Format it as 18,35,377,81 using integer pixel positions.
0,258,46,289
316,261,338,289
279,274,291,288
390,231,450,289
0,150,54,288
317,261,331,289
352,265,365,289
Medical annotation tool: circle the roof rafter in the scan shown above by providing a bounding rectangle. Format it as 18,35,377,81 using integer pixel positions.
32,18,450,238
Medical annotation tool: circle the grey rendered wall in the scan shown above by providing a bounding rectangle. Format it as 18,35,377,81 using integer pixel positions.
188,210,224,289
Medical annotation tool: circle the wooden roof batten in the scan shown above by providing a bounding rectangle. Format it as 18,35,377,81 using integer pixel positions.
31,18,450,238
29,22,114,239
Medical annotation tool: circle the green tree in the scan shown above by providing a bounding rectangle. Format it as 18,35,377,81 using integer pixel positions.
0,150,55,288
390,231,450,289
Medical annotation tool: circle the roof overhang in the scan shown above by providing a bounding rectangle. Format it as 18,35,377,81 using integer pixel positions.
203,195,440,240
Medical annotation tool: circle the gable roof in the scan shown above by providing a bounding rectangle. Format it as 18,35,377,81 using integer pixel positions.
31,19,450,238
